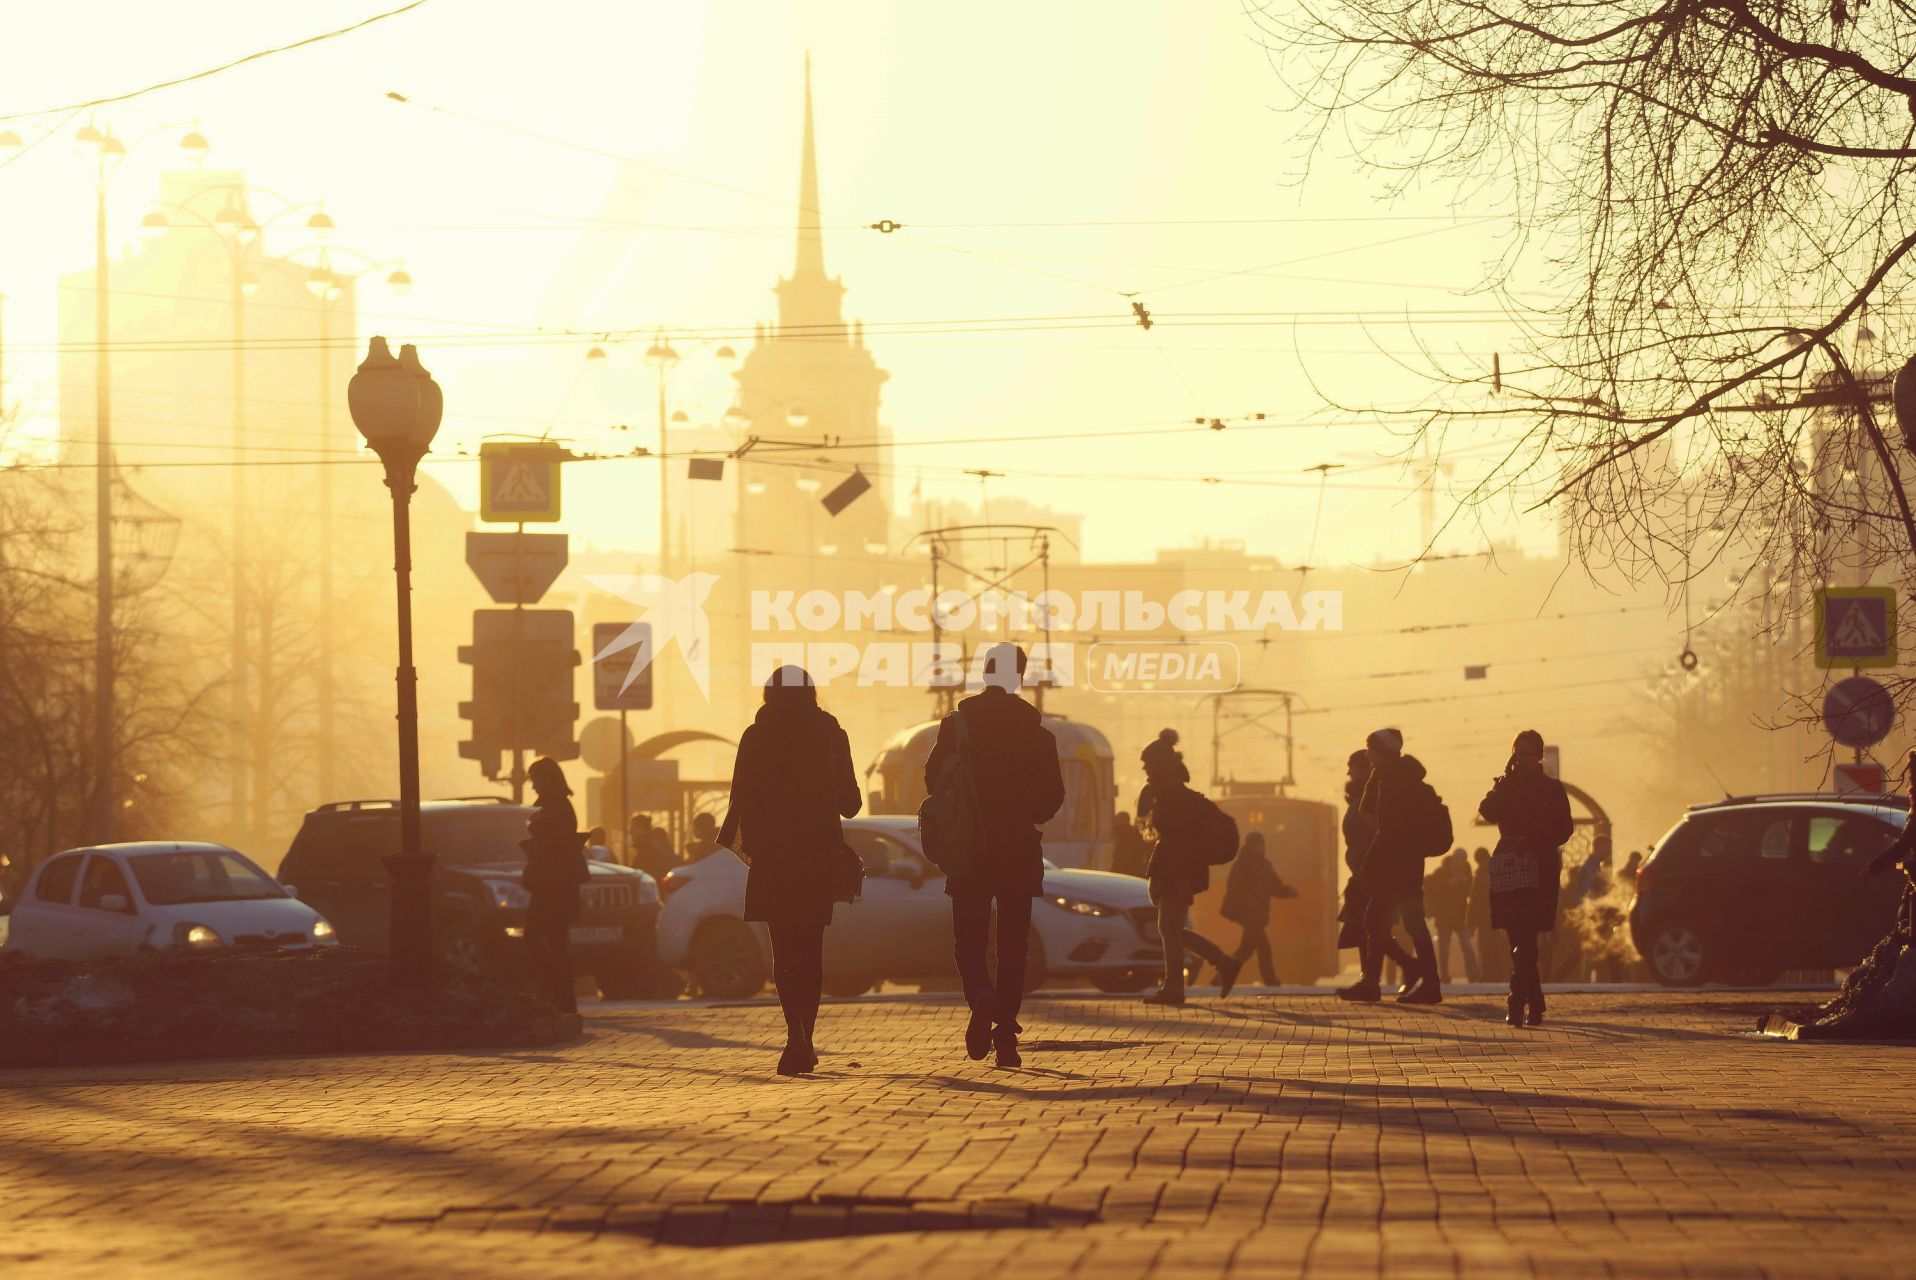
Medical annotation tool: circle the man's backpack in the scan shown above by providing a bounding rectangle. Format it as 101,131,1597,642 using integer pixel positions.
918,711,984,879
1418,789,1455,860
1197,795,1240,866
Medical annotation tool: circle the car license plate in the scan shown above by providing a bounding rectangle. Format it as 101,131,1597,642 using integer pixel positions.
568,925,622,945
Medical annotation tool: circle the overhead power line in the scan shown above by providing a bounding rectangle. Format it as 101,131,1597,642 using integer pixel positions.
0,2,436,121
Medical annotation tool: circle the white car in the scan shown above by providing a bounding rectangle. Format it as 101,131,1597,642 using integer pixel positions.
655,816,1161,999
4,842,338,961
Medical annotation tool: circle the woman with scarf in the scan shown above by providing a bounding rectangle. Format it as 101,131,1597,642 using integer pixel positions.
718,666,861,1076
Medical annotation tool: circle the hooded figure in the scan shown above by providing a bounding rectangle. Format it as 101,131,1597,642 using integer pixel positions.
1139,729,1243,1005
720,666,861,1076
1220,831,1297,986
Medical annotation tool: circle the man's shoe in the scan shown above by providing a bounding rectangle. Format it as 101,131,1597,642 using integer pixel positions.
964,1010,992,1061
1505,995,1525,1026
1336,978,1382,1003
1142,988,1185,1006
1217,956,1244,999
993,1029,1022,1069
1398,980,1443,1005
1527,1001,1545,1027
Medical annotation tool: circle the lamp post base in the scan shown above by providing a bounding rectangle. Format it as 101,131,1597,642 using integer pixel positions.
385,851,437,983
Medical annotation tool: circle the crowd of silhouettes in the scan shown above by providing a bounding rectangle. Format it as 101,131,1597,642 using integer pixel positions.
516,653,1598,1072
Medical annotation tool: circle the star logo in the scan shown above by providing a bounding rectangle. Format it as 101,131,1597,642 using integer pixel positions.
585,572,720,699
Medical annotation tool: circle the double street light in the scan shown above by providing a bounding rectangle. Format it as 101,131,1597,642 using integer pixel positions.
139,181,331,835
347,336,442,984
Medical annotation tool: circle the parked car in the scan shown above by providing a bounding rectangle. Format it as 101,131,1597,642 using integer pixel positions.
655,815,1162,998
1629,793,1906,986
4,842,337,961
278,798,666,998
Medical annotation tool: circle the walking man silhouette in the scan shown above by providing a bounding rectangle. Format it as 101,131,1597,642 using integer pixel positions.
924,642,1063,1068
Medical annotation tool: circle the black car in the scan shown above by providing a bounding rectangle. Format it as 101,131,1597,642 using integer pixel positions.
280,798,666,998
1629,793,1905,986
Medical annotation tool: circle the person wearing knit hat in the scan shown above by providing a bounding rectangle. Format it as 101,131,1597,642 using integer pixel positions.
1138,729,1243,1004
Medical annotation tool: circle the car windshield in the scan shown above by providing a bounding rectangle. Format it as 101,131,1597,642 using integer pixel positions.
428,808,539,866
130,850,283,905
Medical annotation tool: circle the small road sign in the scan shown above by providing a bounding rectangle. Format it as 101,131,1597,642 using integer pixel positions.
1822,675,1895,750
1834,761,1888,795
466,532,567,605
480,442,565,523
1815,587,1897,669
593,621,653,711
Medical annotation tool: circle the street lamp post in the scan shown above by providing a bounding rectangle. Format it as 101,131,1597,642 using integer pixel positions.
301,252,412,802
347,336,443,983
72,117,207,843
141,184,328,837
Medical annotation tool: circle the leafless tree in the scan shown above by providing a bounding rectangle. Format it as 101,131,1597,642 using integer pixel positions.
1260,0,1916,674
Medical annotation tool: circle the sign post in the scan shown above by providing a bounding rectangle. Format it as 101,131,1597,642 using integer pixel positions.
593,621,653,860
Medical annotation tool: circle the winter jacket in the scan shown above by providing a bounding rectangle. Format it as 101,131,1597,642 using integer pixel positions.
1424,860,1471,930
1145,782,1216,901
923,687,1064,898
1358,754,1439,897
523,793,587,924
720,699,861,928
1478,764,1573,934
1221,849,1291,927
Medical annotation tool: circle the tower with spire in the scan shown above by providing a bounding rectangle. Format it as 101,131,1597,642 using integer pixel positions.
730,57,891,560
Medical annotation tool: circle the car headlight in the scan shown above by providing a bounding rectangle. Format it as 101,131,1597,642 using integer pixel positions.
483,878,531,910
1047,894,1118,918
312,918,337,943
636,874,660,907
175,922,222,950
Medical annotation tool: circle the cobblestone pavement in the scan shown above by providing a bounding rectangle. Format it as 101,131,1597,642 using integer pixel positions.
2,989,1911,1279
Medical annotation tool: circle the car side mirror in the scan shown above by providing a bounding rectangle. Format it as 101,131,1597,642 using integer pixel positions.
99,893,130,913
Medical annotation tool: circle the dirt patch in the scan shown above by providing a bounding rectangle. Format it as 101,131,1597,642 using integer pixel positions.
0,946,578,1067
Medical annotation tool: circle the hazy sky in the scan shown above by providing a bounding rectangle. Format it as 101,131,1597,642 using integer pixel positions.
0,0,1549,565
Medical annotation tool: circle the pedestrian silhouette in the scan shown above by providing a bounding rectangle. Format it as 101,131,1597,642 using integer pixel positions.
1336,745,1418,997
522,756,589,1015
1467,847,1505,982
1479,728,1574,1027
585,826,615,864
684,811,720,862
1425,848,1478,983
1139,729,1243,1005
1220,830,1297,986
1111,811,1149,878
1340,728,1449,1005
718,665,861,1076
923,642,1064,1068
628,814,678,880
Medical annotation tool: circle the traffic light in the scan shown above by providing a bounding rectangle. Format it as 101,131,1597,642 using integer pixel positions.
457,609,581,775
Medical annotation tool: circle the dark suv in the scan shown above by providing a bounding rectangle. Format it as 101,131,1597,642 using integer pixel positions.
280,798,665,998
1629,793,1906,986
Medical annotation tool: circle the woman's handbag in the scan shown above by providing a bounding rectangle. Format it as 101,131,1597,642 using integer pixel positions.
832,842,865,904
1488,844,1540,894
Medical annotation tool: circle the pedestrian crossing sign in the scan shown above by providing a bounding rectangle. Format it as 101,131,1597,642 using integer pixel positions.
1814,587,1897,669
480,442,564,523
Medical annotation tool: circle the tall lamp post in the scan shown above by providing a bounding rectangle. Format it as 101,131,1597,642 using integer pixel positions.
347,336,442,983
299,251,412,802
70,117,209,842
140,183,329,836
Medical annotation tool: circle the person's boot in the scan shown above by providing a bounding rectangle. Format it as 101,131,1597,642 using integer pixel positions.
1505,993,1525,1026
1337,976,1382,1003
777,1038,807,1076
1527,988,1545,1026
964,1009,992,1061
1216,956,1244,999
993,1024,1022,1068
1398,962,1443,1004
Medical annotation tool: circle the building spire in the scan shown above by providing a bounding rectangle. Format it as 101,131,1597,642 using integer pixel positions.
775,53,844,332
795,52,825,281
